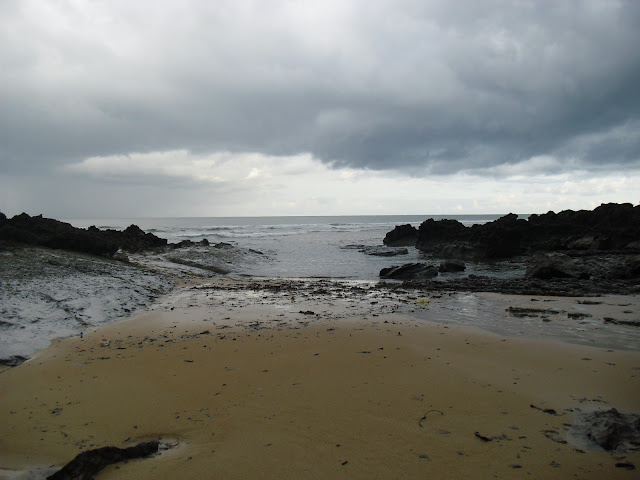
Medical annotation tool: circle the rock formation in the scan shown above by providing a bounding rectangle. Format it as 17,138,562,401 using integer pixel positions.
381,203,640,287
0,212,167,256
384,203,640,260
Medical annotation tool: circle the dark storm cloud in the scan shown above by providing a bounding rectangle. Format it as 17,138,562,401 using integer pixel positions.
1,0,639,177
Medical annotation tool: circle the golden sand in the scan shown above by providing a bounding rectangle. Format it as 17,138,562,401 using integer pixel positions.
1,283,639,479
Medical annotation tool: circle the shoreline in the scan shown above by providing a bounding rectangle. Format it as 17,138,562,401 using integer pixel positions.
1,278,639,479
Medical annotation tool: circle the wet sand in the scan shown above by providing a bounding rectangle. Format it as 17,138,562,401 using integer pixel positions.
1,279,639,479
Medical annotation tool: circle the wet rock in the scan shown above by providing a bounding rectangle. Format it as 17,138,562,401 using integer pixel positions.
172,239,210,249
47,440,160,480
525,253,588,279
399,274,638,296
583,408,640,451
526,252,640,281
507,307,560,318
383,224,418,246
344,245,409,256
380,263,438,280
363,246,409,257
0,355,28,367
438,260,466,273
603,318,640,327
172,240,196,249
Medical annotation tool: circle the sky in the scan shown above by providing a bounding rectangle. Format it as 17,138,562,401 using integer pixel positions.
1,0,639,218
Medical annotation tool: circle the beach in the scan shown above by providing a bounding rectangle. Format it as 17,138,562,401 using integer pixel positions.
1,278,639,479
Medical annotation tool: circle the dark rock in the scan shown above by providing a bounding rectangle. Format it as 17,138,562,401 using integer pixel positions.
380,263,438,280
0,355,28,367
525,253,588,279
416,219,468,251
583,408,640,451
603,318,640,327
364,246,408,257
345,245,409,257
383,224,418,246
172,240,195,249
394,203,640,261
526,252,640,281
438,260,466,273
0,213,167,256
508,307,560,318
47,440,160,480
398,275,638,296
172,238,209,248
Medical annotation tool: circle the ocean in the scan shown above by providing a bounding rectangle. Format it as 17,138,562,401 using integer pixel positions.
65,214,505,280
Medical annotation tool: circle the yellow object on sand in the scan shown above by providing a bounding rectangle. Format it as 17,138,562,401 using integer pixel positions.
415,297,430,306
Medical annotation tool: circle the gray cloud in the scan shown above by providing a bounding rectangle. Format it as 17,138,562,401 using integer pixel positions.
1,0,639,181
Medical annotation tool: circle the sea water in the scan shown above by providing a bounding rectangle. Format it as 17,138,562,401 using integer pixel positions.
65,215,504,280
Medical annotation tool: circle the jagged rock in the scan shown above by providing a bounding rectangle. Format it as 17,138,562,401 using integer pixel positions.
380,263,438,280
0,213,167,256
416,219,468,251
47,440,160,480
439,260,466,273
393,203,640,260
582,408,640,451
383,224,418,246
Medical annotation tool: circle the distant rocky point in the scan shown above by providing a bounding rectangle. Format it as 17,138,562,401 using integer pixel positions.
384,203,640,259
0,212,167,256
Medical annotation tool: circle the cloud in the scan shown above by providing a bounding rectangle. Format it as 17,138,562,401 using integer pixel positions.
0,0,638,216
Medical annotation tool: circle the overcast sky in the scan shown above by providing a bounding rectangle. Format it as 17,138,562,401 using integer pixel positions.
1,0,639,218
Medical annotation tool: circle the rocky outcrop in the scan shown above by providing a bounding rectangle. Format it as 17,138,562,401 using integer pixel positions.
383,224,418,246
380,263,438,280
388,204,640,260
0,212,167,256
526,252,640,280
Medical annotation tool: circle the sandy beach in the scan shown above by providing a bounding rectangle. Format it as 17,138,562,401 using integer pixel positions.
1,279,639,479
